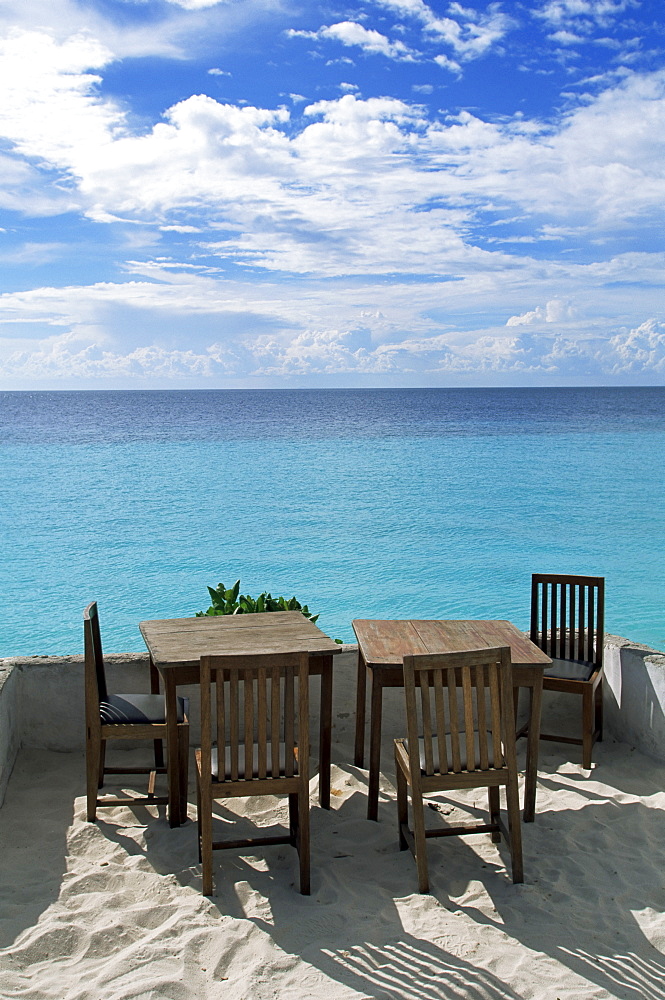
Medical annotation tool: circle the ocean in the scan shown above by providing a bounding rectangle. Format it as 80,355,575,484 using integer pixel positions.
1,387,663,656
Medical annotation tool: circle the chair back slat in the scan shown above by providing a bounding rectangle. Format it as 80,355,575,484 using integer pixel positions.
487,661,504,768
531,574,604,669
243,673,254,779
420,671,435,775
200,652,308,786
83,602,108,705
283,664,295,778
403,648,513,777
475,665,489,770
215,664,225,770
461,665,475,776
256,667,268,779
433,675,448,774
270,665,280,778
229,671,239,780
446,667,462,772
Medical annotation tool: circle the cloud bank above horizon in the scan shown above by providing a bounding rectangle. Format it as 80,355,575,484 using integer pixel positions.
0,0,663,387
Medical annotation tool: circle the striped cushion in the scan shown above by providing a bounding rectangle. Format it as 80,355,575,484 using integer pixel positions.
99,694,188,725
544,658,595,681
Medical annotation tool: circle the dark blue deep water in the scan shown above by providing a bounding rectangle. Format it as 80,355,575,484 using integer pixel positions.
1,387,663,655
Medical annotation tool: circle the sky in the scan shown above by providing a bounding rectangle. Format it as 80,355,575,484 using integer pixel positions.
0,0,664,389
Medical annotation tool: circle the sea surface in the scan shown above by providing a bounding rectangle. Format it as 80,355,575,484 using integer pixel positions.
1,387,663,656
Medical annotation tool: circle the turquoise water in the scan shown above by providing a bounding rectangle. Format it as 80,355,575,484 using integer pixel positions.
1,388,663,655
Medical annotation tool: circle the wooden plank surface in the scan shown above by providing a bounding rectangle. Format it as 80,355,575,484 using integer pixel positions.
351,619,428,662
140,612,340,669
352,619,551,667
140,611,315,634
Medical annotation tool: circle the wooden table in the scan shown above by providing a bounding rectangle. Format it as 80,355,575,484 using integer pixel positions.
352,619,551,822
140,611,341,827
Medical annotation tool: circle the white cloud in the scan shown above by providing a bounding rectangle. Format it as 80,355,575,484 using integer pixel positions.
372,0,513,60
2,30,665,283
536,0,639,29
548,30,586,45
0,30,121,185
434,53,462,75
1,251,663,385
3,311,663,382
507,299,575,326
166,0,232,8
287,22,416,61
607,319,665,373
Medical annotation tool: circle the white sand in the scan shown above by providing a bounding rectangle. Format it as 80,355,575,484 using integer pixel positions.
1,735,665,1000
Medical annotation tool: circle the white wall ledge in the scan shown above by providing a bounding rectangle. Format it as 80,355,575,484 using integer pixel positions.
1,636,663,808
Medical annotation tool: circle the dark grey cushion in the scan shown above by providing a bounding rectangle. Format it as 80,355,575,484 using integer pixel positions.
412,732,497,773
544,658,595,681
210,743,297,781
100,694,188,725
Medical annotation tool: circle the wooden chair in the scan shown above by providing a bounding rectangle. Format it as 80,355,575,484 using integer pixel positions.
526,574,605,768
196,651,311,896
394,647,523,894
84,602,189,822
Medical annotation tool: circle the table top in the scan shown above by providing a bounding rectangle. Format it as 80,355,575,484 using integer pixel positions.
352,619,551,668
140,611,341,669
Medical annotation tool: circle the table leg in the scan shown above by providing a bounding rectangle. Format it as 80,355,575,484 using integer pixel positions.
354,649,367,767
164,673,182,828
149,657,165,770
319,655,333,809
367,670,383,821
523,676,543,823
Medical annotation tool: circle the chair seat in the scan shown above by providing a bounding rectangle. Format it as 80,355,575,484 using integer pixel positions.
100,694,188,725
544,658,595,682
410,732,497,773
210,742,297,781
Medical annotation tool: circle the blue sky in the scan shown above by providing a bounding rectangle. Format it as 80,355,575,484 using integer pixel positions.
0,0,664,388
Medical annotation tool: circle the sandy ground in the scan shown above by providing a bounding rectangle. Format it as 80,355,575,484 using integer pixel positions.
1,734,664,1000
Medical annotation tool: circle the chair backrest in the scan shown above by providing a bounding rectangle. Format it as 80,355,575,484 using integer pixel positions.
530,574,604,670
83,601,108,705
402,647,514,777
199,651,310,784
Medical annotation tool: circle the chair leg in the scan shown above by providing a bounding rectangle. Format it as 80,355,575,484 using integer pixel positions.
97,740,106,788
596,678,603,742
154,739,165,770
149,660,165,770
297,787,310,896
178,725,189,821
512,687,520,735
582,687,594,769
288,793,298,845
505,777,524,884
367,675,384,821
411,787,429,894
86,736,101,822
395,752,408,851
353,651,367,767
195,776,202,864
200,786,214,896
488,786,501,843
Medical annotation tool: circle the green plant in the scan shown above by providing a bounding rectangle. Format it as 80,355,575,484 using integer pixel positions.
197,579,320,624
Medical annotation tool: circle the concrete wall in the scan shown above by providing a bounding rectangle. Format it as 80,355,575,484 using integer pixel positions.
1,635,664,807
0,661,20,806
603,634,665,762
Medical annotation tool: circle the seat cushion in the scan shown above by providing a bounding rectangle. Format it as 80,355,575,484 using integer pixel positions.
544,658,595,681
210,743,297,781
100,694,188,725
412,732,497,773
